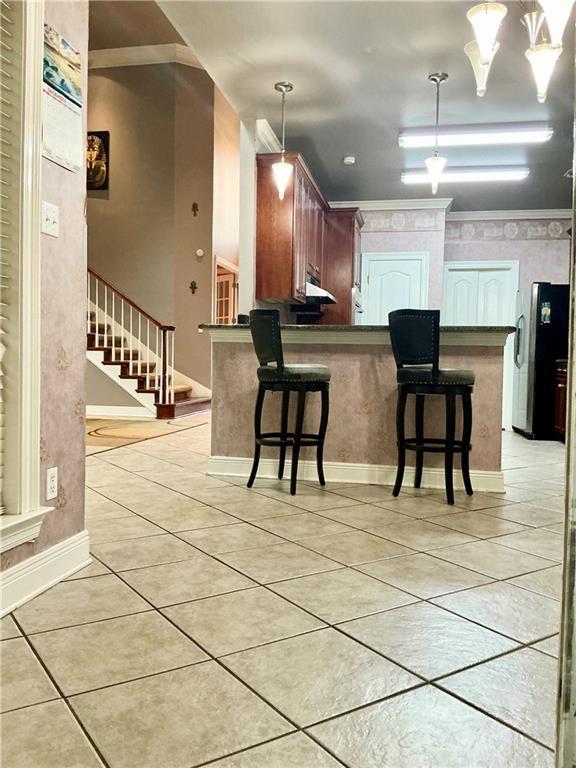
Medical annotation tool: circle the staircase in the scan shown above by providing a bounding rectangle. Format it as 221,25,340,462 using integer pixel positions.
87,269,211,419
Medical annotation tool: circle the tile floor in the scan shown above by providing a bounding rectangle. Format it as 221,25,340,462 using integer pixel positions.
1,424,565,767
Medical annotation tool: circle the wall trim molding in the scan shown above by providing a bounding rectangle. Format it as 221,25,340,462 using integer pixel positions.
254,119,282,153
0,530,91,616
86,405,155,420
88,43,202,71
447,209,572,221
329,199,454,212
208,456,505,493
0,506,53,554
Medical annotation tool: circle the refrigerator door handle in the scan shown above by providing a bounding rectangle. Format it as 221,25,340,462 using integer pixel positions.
515,314,525,369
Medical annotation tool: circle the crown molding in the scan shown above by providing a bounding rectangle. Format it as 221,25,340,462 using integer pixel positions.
255,119,282,153
328,198,454,212
88,44,202,71
447,209,572,221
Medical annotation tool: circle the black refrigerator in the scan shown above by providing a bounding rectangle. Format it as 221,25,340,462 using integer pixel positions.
512,282,570,440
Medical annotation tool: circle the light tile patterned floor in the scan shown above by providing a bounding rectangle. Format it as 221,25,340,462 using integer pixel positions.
1,425,564,767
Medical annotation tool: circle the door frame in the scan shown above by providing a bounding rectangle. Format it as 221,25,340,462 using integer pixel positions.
360,252,430,325
442,260,519,430
212,257,239,324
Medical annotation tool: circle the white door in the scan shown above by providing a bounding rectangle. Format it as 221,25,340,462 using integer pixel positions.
443,261,519,430
362,252,429,325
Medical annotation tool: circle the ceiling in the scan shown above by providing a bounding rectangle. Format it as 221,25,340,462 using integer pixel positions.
160,1,574,211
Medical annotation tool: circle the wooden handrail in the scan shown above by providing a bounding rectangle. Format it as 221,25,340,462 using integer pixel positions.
87,266,175,330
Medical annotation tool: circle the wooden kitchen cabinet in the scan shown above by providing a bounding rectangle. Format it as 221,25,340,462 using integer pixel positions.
320,208,364,325
256,152,327,302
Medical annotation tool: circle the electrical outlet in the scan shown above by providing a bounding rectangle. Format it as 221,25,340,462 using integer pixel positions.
41,201,59,237
46,467,58,501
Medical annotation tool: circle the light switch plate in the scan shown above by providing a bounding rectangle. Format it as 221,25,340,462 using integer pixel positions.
46,467,58,501
42,201,59,237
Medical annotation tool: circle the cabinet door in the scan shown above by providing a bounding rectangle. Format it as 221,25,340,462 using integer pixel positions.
292,171,307,301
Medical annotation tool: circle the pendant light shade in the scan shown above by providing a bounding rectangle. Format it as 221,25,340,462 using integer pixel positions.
467,2,507,63
464,39,499,96
271,159,293,201
425,154,448,195
537,0,575,45
272,81,294,201
525,43,562,103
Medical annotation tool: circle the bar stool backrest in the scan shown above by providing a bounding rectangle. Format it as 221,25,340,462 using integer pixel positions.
388,309,440,377
249,309,285,370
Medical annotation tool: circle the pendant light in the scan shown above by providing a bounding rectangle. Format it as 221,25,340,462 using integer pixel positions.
537,0,575,45
525,43,562,102
464,39,499,96
271,82,294,201
425,73,448,195
466,1,507,63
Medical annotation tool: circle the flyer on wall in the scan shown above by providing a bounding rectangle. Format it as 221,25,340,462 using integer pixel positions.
42,22,83,173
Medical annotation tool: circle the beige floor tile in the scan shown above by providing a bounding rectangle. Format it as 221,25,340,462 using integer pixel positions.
135,503,238,531
493,529,564,562
30,612,207,695
211,495,305,521
488,487,559,504
430,491,514,512
218,542,342,584
87,515,164,545
544,522,564,534
508,565,562,600
1,638,59,712
99,451,173,473
222,628,419,727
69,662,291,767
163,587,324,656
178,523,284,554
531,635,559,657
183,485,262,506
270,568,417,624
526,495,566,512
255,512,356,540
13,574,149,634
316,503,412,529
308,686,553,768
429,511,527,538
440,648,557,747
374,494,453,519
298,530,414,566
66,560,111,580
85,490,134,520
357,553,492,598
91,534,201,572
431,540,556,579
209,733,342,767
482,503,564,528
340,602,517,679
0,615,21,640
257,486,361,512
369,520,477,551
0,700,104,768
432,582,560,642
121,555,255,607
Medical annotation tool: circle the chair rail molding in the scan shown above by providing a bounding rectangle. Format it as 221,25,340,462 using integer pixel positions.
88,43,202,70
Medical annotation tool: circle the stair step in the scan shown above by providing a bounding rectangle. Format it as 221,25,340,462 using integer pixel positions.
156,397,211,419
89,322,112,334
88,311,95,321
104,349,140,362
87,333,127,348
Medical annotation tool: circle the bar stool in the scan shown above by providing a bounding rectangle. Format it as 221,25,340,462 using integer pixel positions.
247,309,331,495
388,309,475,505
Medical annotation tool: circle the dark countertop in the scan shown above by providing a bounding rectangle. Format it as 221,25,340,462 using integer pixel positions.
200,324,516,333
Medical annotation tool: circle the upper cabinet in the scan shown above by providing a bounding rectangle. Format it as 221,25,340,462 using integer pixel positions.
321,208,364,325
256,152,330,303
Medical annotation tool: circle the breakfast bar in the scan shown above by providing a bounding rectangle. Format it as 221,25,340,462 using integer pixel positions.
200,324,515,493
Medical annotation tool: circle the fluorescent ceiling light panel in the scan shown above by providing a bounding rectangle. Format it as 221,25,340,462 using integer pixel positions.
399,123,553,148
401,167,530,185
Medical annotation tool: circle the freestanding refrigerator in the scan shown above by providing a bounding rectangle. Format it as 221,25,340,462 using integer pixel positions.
512,282,570,440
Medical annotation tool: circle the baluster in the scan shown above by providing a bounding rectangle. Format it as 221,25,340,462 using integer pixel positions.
161,328,168,405
86,273,90,334
146,319,150,391
170,331,175,404
104,284,108,347
129,306,133,375
111,288,115,362
155,326,159,400
121,298,125,367
138,313,142,378
95,278,99,346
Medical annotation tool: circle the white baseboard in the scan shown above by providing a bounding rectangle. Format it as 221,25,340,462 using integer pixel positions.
86,405,155,420
0,530,91,617
208,456,505,493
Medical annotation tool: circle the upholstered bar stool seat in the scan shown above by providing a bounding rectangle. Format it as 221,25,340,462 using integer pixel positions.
248,310,331,495
389,309,475,506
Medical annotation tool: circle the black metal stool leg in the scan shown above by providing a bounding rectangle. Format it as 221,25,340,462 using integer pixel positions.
316,385,330,486
444,392,456,505
247,384,266,488
278,390,290,480
290,389,306,495
461,389,473,496
393,387,408,497
414,394,425,488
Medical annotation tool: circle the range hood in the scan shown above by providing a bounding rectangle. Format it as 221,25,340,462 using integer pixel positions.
305,282,337,304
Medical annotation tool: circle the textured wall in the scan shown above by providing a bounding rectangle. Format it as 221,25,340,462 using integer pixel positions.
2,0,89,570
213,87,240,268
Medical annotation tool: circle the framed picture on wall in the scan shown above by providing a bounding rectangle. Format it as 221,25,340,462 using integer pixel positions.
86,131,109,190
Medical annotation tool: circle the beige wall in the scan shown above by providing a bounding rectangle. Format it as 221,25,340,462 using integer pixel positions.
3,0,89,570
86,363,139,407
213,88,240,268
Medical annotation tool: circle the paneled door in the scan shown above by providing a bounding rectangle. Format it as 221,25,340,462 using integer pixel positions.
443,261,519,429
362,252,430,325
